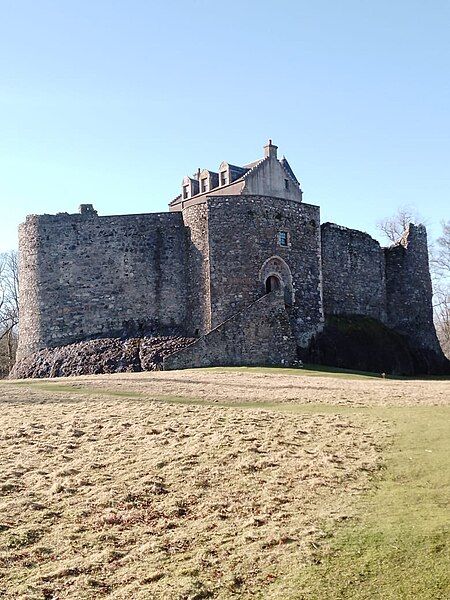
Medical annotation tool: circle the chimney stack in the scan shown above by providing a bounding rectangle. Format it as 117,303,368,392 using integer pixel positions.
264,139,278,159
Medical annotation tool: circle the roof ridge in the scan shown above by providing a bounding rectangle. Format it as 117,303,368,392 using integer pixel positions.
169,193,182,206
280,157,301,187
242,155,270,179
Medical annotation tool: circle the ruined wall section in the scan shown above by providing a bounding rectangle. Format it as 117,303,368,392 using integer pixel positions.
206,195,323,347
182,204,211,335
385,224,443,355
17,210,188,359
321,223,387,322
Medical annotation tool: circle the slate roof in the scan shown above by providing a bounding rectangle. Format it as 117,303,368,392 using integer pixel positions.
169,143,301,209
169,194,182,207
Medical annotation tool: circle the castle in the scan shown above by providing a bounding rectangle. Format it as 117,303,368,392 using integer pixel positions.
16,141,447,374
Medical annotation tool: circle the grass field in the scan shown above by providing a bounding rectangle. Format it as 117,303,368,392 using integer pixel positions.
0,367,449,599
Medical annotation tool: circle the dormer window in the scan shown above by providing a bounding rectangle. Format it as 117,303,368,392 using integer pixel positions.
171,143,303,212
278,231,289,247
181,176,199,199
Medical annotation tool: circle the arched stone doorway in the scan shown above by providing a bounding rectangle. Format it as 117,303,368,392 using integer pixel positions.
259,256,294,306
265,274,281,293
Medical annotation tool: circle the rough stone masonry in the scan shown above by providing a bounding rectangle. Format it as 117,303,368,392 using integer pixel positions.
13,141,449,377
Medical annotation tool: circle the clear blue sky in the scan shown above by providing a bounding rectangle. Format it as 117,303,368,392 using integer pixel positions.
1,0,449,251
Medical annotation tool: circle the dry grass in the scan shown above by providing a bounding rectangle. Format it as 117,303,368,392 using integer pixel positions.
0,372,389,599
14,367,449,407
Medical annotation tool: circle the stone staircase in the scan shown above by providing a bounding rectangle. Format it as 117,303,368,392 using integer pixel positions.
163,290,297,370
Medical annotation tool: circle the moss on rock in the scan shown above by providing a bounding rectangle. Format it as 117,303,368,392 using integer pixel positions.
306,315,450,376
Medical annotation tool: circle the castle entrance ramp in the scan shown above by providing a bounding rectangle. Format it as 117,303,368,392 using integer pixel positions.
163,291,297,370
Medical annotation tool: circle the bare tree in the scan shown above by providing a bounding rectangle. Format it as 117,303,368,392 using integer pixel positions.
433,285,450,357
433,221,450,276
431,221,450,357
376,205,424,244
0,251,19,376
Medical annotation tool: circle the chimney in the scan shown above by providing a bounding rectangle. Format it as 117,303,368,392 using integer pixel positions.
264,139,278,159
79,204,97,216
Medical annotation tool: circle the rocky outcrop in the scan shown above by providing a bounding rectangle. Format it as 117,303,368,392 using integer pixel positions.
304,315,450,376
11,313,449,379
10,336,195,379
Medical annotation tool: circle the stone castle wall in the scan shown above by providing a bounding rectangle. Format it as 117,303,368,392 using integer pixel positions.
16,199,446,371
206,195,323,347
17,210,189,359
17,216,44,361
182,204,211,335
320,221,446,364
385,224,442,354
321,223,387,322
164,290,297,370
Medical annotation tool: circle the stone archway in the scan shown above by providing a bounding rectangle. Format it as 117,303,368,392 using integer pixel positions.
259,256,294,306
265,274,281,293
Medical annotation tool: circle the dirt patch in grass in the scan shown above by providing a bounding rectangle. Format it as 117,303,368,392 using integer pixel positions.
0,383,384,599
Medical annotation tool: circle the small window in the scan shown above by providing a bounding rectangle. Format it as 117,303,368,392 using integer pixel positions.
183,185,189,199
278,231,289,247
220,171,227,186
284,178,289,190
201,178,207,193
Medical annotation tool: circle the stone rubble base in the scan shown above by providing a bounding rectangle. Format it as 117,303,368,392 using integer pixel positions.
10,336,195,379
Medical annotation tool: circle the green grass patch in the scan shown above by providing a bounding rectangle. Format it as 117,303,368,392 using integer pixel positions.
201,364,449,381
6,380,359,414
7,381,192,405
203,364,390,380
286,405,450,600
9,363,448,382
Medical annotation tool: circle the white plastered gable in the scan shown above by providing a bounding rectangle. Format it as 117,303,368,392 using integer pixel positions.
241,155,303,202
